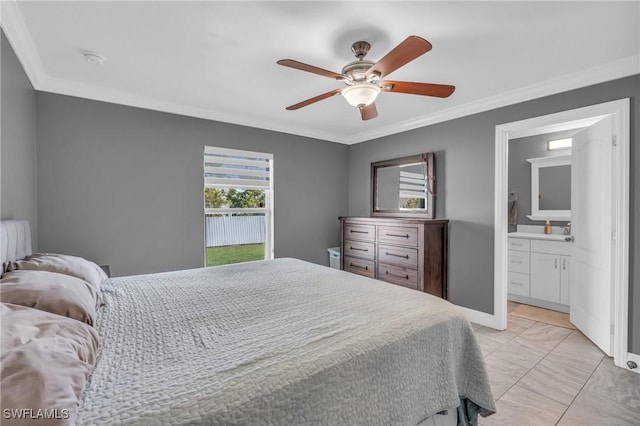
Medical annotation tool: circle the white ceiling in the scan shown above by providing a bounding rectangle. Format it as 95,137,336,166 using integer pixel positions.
2,1,639,145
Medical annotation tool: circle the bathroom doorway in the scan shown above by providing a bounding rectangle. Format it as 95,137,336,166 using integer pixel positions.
494,99,630,369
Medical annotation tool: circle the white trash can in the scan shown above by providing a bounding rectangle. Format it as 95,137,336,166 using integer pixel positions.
327,247,340,269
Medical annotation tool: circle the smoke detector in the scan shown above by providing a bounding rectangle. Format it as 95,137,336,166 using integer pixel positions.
83,51,106,65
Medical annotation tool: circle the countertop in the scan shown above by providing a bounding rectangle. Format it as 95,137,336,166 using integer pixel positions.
508,232,571,242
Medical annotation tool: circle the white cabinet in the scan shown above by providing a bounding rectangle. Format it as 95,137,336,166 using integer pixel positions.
507,234,572,311
530,253,560,303
530,252,571,305
507,238,531,297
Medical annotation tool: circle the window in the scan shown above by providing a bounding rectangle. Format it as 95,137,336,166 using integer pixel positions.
203,146,274,266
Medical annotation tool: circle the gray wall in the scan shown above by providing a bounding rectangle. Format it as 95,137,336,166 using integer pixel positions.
36,93,348,276
347,74,639,353
508,130,578,231
1,31,38,249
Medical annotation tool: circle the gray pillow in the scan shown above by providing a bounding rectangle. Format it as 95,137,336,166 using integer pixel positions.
14,253,106,305
0,270,98,326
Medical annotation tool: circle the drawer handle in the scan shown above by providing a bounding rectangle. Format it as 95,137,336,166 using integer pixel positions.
350,230,369,234
350,246,369,252
385,270,409,280
511,242,523,246
385,252,409,259
386,233,410,239
510,282,523,286
349,263,369,271
510,260,523,264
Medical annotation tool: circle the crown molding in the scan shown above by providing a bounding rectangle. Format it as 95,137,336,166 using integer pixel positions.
40,75,347,144
342,54,640,145
3,1,638,146
0,1,45,89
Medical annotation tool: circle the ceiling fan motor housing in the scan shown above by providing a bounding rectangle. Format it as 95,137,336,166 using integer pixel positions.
342,60,377,84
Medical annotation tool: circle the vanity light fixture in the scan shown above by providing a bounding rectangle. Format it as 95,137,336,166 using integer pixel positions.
547,138,572,151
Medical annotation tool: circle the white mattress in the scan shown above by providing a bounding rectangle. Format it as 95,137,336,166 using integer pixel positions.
78,258,494,425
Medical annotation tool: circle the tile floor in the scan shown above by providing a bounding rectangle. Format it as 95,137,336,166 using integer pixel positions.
474,301,640,426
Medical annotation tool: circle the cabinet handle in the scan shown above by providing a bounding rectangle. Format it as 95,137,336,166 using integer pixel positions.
385,252,410,259
385,233,409,239
349,263,369,271
350,246,368,252
555,258,558,269
350,230,368,234
385,270,409,280
563,258,566,270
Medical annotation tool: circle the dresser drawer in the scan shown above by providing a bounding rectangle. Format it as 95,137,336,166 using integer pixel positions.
378,226,419,247
508,250,530,274
377,263,418,290
377,244,418,268
344,223,376,242
508,272,530,297
344,256,375,278
344,241,375,261
508,237,530,252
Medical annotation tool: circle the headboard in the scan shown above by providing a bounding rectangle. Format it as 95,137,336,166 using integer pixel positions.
1,220,33,266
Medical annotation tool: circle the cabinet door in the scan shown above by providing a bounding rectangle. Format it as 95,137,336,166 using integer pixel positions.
530,252,560,303
560,256,570,305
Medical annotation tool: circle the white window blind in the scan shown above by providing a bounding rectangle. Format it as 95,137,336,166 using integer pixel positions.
204,146,273,190
399,170,426,199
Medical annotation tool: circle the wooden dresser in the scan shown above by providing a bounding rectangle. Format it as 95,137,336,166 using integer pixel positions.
339,217,449,299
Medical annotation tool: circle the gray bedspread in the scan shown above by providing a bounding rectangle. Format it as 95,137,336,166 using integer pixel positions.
78,258,495,425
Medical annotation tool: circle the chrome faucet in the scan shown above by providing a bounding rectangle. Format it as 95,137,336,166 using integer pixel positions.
563,222,572,235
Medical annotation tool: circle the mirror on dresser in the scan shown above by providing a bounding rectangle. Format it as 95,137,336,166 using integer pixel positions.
526,154,571,220
371,153,435,219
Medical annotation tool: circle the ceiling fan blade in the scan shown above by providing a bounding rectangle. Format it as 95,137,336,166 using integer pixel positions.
382,81,455,98
359,103,378,121
285,88,343,110
366,36,432,79
277,59,344,80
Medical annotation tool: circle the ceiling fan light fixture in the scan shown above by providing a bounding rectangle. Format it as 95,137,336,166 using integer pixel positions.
341,83,381,108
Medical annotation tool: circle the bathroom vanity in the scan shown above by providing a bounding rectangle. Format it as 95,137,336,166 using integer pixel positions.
508,229,573,313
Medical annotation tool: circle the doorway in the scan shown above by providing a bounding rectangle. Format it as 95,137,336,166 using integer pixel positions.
494,99,630,369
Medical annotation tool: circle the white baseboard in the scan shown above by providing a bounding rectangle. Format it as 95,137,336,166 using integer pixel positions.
623,352,640,375
457,306,502,330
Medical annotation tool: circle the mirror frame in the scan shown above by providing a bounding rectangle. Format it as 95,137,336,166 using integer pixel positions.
370,153,435,219
526,154,571,221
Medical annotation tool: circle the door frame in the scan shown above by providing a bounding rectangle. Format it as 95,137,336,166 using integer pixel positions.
493,98,630,368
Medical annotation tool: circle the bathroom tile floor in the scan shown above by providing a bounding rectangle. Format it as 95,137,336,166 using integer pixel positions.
474,301,640,426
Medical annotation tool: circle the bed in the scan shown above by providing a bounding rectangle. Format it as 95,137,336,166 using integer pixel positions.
1,220,495,425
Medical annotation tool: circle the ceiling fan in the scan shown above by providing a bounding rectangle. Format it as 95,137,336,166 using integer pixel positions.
277,36,455,121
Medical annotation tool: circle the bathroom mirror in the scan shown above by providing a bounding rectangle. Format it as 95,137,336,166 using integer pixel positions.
371,153,435,219
526,155,571,220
